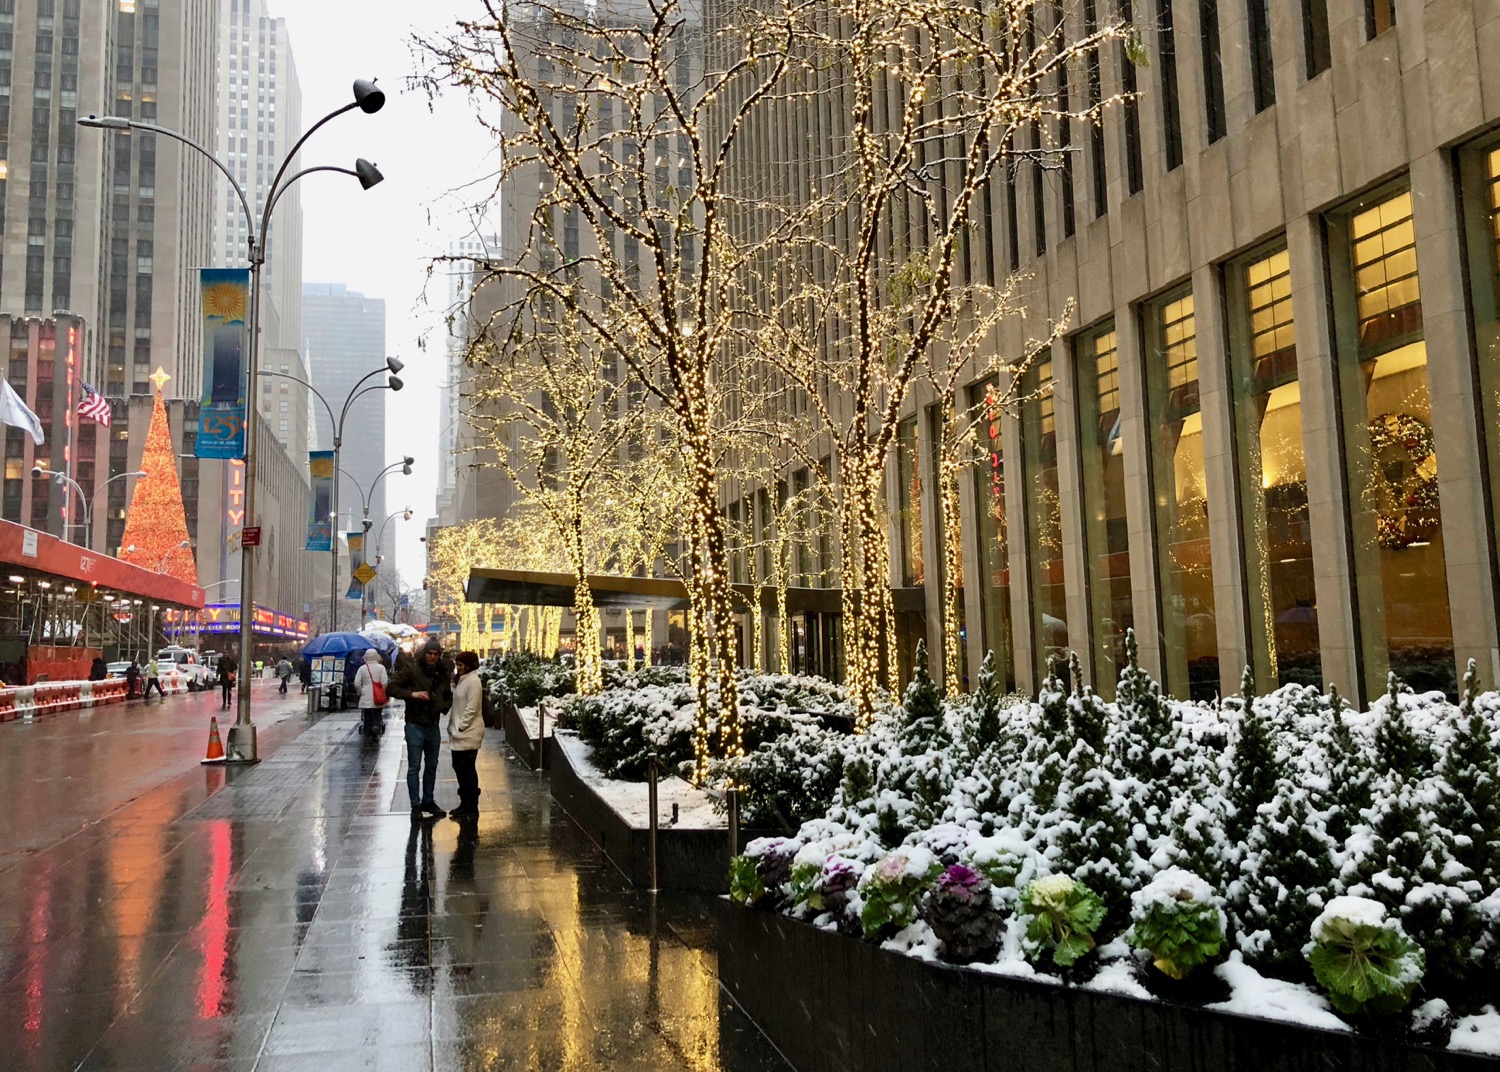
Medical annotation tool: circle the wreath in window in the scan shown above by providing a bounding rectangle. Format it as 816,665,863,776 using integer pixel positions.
1368,412,1440,549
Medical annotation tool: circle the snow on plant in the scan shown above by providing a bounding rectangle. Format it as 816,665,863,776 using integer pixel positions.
1126,868,1226,980
1019,874,1107,969
922,864,1004,963
731,837,800,908
858,846,941,939
1305,896,1426,1015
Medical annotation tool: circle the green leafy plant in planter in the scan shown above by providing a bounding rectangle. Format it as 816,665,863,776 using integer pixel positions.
731,838,799,909
1126,867,1226,979
1019,874,1107,968
729,854,767,906
858,847,941,938
1306,896,1426,1015
922,864,1003,963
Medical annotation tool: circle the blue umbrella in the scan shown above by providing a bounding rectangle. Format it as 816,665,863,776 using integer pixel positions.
301,631,379,660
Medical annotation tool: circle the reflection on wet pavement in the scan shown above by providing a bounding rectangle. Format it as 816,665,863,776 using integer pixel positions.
0,693,790,1071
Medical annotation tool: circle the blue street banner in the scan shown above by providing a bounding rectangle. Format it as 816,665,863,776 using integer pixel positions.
306,451,334,550
196,267,250,458
345,530,366,599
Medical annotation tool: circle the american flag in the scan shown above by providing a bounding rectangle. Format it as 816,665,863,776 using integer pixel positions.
78,382,111,427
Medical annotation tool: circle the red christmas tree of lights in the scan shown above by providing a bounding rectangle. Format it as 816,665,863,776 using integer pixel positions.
118,368,197,584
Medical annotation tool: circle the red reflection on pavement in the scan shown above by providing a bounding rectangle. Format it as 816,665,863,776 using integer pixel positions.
197,819,232,1018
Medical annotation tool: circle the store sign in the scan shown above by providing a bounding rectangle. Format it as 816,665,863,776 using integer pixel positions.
189,603,311,639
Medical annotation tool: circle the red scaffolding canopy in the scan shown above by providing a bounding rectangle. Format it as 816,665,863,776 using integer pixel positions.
0,518,205,609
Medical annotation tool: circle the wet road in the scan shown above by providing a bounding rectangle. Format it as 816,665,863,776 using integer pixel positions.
0,687,790,1071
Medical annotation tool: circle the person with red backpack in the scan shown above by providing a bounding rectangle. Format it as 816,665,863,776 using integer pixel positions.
353,648,389,737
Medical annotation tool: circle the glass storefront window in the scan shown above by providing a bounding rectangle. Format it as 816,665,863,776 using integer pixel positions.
1144,288,1220,700
1075,324,1133,698
896,417,924,586
972,379,1016,692
1229,246,1322,687
1335,190,1456,697
1022,357,1068,680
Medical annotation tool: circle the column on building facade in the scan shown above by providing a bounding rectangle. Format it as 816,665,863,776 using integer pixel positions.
1113,299,1166,686
1050,335,1094,690
1000,370,1038,694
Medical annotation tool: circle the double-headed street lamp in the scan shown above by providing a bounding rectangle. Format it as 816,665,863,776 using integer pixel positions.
32,467,146,550
260,362,407,632
365,507,414,623
339,459,413,627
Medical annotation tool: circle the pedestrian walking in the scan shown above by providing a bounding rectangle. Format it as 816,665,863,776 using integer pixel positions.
89,656,107,681
447,651,485,818
142,657,165,701
389,637,453,821
219,653,237,709
124,659,140,698
276,657,292,694
353,648,389,737
296,656,311,694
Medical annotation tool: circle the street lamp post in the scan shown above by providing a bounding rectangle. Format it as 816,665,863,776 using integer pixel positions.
81,79,386,763
33,466,147,550
366,507,413,624
329,458,412,628
260,363,406,634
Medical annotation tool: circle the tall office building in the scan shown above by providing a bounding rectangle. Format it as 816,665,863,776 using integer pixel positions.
0,0,218,540
432,233,496,530
301,282,391,549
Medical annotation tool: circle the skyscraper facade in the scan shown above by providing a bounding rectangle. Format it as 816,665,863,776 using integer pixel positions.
0,0,218,541
431,232,496,530
301,281,391,545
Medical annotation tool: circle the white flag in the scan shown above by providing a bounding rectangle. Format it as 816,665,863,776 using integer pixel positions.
0,378,43,445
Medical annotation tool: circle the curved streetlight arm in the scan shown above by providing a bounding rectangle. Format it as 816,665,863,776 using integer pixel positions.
375,508,410,561
261,166,363,234
259,370,336,436
262,101,362,242
337,372,393,439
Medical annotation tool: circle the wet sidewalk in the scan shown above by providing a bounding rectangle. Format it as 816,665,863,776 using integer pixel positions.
0,695,790,1071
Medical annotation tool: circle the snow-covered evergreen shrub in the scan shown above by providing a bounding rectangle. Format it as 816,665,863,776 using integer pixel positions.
717,721,847,832
922,864,1003,963
1126,868,1226,979
858,846,941,938
1019,874,1106,968
1306,896,1426,1015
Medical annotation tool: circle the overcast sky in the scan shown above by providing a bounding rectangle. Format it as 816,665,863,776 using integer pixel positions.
275,0,497,588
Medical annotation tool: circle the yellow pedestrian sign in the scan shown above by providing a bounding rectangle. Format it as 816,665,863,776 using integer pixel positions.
354,563,378,585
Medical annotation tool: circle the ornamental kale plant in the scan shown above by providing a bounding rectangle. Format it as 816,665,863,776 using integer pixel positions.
922,864,1003,963
858,847,941,939
1126,868,1226,980
1306,896,1426,1015
1019,874,1107,968
729,853,767,907
732,837,798,909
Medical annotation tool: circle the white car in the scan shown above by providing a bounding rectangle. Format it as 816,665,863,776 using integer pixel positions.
156,647,217,690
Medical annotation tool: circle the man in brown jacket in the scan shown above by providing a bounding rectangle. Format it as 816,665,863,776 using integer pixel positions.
389,637,454,819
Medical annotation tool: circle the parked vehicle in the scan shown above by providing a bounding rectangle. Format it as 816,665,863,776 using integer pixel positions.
105,661,133,679
156,646,217,690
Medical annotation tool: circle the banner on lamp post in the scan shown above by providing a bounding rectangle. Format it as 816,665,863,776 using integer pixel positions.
306,451,334,551
345,530,366,599
196,268,250,459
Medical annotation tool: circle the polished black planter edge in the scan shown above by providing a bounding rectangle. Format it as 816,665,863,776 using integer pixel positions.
501,700,541,770
545,733,766,893
718,903,1494,1072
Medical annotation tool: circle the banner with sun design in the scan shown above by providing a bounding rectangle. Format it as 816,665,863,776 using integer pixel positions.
197,267,251,459
306,451,335,551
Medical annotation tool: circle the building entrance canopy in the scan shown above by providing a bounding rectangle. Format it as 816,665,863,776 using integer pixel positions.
464,568,841,615
0,518,204,609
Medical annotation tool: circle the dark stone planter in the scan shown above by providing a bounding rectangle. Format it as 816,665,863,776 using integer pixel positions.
719,905,1497,1072
545,733,766,893
501,698,543,770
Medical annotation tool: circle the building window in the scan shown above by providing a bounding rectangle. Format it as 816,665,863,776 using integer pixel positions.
1083,0,1108,216
1247,0,1275,111
1156,0,1182,171
973,379,1016,691
1144,288,1219,700
1199,0,1226,143
1228,245,1320,687
1005,165,1021,272
1303,0,1331,77
1075,324,1133,697
1023,357,1067,679
1332,189,1454,697
896,417,924,586
1367,0,1394,38
1120,0,1144,194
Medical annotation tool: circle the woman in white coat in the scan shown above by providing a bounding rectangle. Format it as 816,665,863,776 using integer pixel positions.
353,648,389,737
448,650,485,817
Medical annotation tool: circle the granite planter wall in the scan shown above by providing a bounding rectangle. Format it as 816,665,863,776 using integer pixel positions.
718,906,1495,1072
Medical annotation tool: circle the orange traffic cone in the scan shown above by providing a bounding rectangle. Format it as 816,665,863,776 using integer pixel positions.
201,716,226,764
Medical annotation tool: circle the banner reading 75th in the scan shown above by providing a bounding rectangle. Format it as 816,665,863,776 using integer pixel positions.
196,267,250,459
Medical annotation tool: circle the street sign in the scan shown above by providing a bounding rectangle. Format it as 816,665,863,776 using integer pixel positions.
353,563,377,585
241,526,262,547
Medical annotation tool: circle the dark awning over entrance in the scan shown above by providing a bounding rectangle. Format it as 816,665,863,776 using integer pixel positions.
464,568,842,615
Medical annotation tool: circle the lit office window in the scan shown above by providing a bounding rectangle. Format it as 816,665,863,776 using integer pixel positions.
973,379,1016,692
896,417,924,586
1145,289,1219,700
1336,190,1455,696
1076,325,1133,697
1023,358,1068,679
1230,246,1320,687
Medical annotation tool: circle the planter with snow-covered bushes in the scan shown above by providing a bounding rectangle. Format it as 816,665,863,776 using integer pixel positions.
725,638,1500,1060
